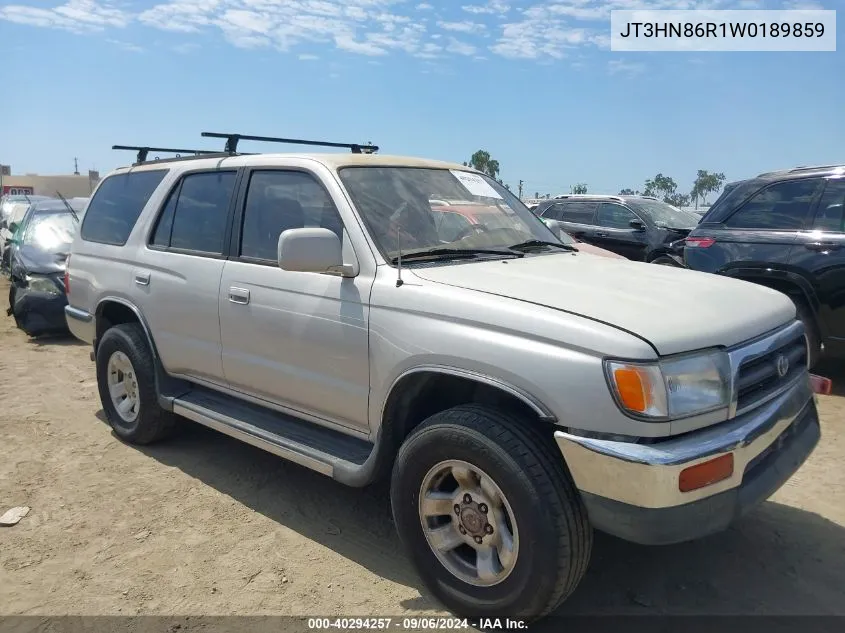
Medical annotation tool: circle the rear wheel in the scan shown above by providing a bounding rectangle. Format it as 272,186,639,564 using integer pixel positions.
390,404,592,621
96,323,177,444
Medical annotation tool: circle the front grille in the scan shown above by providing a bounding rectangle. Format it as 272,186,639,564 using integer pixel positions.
735,330,807,413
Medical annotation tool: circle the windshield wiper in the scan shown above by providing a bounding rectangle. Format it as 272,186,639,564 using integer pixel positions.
389,247,523,264
507,239,579,253
55,191,79,223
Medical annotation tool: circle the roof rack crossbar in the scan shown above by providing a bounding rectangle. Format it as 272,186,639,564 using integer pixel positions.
112,145,220,164
201,132,379,155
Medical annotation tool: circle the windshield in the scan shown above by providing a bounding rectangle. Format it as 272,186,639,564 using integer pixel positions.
627,199,699,228
337,167,559,260
22,212,77,251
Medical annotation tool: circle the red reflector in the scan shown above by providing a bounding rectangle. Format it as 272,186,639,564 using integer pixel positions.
64,255,71,295
810,374,832,395
685,237,715,248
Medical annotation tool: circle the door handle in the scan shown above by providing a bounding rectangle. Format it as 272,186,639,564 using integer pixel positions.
228,287,250,305
805,242,842,252
134,272,150,286
596,232,608,237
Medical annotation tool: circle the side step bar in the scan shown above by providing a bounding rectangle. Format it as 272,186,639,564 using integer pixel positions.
171,387,381,486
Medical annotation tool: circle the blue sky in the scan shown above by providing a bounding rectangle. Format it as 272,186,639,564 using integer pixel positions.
0,0,842,199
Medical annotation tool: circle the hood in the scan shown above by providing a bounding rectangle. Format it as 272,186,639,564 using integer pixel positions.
409,253,795,356
17,243,70,275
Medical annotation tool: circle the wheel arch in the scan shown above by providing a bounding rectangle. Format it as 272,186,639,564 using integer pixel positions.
94,297,188,410
367,367,557,484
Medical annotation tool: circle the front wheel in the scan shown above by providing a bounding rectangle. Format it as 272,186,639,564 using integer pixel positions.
390,405,592,621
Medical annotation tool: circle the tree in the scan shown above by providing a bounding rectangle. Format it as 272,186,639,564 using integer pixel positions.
570,183,588,194
665,192,691,208
467,150,500,180
643,173,678,201
619,188,636,195
690,170,726,208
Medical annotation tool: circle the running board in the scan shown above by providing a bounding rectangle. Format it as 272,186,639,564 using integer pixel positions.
171,388,378,484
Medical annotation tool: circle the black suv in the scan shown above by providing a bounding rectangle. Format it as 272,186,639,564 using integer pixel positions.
534,195,699,265
685,164,845,367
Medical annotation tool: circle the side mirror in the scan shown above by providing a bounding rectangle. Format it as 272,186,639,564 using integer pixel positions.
8,222,18,234
278,227,355,277
629,219,645,231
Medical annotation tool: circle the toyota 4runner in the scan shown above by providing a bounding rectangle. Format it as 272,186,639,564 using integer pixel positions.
64,133,821,621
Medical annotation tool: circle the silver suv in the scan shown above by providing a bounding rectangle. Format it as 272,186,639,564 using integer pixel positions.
65,133,820,622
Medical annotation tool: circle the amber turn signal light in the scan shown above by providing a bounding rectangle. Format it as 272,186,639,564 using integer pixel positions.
679,454,734,493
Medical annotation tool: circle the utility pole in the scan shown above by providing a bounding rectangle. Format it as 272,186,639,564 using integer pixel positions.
518,179,524,199
73,157,80,175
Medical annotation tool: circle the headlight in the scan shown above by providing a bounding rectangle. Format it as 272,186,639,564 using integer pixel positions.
26,275,62,295
605,349,731,420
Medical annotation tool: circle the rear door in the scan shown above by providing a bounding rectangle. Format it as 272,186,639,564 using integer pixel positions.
788,176,845,343
134,169,239,385
593,202,650,260
557,201,598,241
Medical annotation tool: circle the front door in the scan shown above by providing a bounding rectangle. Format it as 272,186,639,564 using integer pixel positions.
593,203,649,260
218,168,373,433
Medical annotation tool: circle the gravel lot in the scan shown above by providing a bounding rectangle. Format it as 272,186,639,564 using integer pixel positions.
1,275,844,621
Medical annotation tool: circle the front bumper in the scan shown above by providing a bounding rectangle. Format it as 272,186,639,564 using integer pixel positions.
11,287,71,337
555,374,819,545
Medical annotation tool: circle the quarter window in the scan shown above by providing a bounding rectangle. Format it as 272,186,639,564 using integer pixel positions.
81,170,167,245
725,178,822,230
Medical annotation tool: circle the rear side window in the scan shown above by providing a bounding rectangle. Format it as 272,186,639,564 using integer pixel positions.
81,170,167,245
560,202,598,224
725,178,822,230
154,171,237,255
812,178,845,233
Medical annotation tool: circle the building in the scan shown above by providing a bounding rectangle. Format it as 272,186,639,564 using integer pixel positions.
0,165,100,198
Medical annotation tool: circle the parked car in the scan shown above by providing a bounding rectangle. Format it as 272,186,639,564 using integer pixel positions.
65,136,819,622
1,196,53,274
430,200,624,259
685,164,845,367
6,198,86,336
534,195,699,266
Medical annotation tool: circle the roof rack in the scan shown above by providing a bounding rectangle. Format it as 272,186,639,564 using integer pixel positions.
201,132,379,155
757,163,844,177
112,145,225,165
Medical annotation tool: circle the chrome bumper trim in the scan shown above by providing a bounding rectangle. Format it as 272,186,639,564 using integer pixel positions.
556,372,813,509
65,305,93,323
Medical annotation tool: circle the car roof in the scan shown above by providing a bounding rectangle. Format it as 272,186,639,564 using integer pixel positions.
753,163,845,182
109,152,471,176
550,194,664,204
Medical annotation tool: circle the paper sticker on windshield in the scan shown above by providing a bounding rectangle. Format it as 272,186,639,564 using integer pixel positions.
450,170,503,199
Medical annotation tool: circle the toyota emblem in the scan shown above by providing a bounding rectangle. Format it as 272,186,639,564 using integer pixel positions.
776,354,789,378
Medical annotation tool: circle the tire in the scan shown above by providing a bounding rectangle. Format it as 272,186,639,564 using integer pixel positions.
390,404,592,621
651,256,682,267
96,323,177,445
792,298,821,369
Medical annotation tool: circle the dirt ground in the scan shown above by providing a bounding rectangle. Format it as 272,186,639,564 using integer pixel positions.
1,274,844,621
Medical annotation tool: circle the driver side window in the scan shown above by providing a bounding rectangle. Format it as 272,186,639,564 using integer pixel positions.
596,203,637,229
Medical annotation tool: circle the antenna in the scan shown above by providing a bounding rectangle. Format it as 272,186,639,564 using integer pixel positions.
395,227,403,287
56,191,79,223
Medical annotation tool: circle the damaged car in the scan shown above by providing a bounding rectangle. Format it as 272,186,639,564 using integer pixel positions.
6,199,85,337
